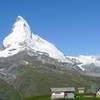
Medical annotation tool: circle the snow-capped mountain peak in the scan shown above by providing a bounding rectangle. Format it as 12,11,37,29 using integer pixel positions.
0,16,72,63
3,16,32,48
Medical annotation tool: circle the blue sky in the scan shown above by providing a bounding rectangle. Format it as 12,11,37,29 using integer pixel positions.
0,0,100,56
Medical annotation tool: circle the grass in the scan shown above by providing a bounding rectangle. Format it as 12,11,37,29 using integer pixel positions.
0,79,20,100
20,95,100,100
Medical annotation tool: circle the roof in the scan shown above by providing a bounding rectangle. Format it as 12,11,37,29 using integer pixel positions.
78,87,85,90
51,87,75,92
97,90,100,93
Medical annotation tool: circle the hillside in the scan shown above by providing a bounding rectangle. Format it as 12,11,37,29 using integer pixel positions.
0,79,20,100
11,55,100,97
0,51,100,99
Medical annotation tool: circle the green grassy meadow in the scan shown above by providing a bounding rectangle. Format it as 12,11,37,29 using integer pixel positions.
20,95,100,100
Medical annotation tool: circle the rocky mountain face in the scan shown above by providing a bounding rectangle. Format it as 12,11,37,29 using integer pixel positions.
0,16,100,100
1,51,100,99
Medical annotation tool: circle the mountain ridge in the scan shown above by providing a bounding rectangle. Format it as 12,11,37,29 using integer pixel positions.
0,16,100,73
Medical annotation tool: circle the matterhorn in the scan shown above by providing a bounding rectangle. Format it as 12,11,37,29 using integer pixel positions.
0,16,71,63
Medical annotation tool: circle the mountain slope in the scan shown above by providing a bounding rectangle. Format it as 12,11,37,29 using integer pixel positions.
0,79,20,100
0,51,100,98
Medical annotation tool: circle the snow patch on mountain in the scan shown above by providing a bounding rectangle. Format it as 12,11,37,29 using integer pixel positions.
77,64,85,71
67,55,100,71
77,56,100,67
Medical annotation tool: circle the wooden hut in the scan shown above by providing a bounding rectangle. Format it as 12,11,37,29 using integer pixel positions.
51,87,75,99
78,87,85,93
96,90,100,97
